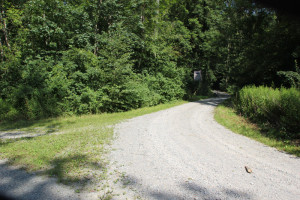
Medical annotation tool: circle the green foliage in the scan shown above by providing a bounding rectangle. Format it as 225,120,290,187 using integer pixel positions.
279,88,300,135
1,0,299,121
146,72,185,102
0,98,20,121
277,70,300,88
236,86,300,139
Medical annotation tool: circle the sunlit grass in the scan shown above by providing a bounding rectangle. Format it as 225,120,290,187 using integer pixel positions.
214,100,299,157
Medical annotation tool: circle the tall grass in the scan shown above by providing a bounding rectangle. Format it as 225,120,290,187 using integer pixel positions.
235,86,300,140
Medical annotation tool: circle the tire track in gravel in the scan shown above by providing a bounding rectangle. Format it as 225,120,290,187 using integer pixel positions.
107,97,300,200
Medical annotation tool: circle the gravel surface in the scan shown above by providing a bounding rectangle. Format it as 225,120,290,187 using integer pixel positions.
1,97,299,200
107,97,300,200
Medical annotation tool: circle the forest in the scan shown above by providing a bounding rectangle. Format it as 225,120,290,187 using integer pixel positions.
0,0,299,121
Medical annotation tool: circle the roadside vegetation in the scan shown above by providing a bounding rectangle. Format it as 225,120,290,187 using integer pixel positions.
0,100,188,191
0,0,299,191
1,1,299,121
215,86,300,156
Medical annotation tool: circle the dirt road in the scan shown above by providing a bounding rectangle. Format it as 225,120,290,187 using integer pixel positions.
108,97,300,200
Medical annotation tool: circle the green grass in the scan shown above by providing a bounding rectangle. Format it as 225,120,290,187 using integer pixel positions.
0,100,189,189
214,100,300,157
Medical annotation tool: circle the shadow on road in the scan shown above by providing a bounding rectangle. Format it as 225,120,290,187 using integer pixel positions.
182,182,252,200
119,174,253,200
0,161,81,200
193,96,230,107
0,152,106,200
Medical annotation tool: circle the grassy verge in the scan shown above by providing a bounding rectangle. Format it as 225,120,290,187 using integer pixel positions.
0,100,191,190
214,100,299,157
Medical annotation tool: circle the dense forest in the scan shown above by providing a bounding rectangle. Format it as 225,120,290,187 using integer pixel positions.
0,0,299,120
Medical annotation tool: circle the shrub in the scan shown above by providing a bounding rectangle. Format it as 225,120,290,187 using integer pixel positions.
236,86,300,139
279,88,300,135
146,73,185,103
0,99,21,121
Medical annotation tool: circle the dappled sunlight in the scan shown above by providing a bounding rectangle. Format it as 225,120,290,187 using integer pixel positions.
46,153,107,188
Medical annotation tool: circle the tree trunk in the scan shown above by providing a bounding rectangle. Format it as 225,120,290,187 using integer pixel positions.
0,39,4,61
0,10,10,49
154,0,159,39
94,0,103,55
141,1,145,23
94,24,98,55
225,41,231,88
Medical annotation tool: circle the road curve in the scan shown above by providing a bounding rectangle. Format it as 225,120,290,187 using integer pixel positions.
108,97,300,200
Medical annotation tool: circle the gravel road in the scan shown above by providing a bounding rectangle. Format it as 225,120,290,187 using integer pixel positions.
108,97,300,200
1,97,299,200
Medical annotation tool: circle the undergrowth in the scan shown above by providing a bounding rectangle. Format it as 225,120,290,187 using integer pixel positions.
236,86,300,140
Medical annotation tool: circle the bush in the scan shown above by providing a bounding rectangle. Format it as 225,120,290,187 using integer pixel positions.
146,73,185,103
236,86,300,139
0,99,21,121
279,88,300,135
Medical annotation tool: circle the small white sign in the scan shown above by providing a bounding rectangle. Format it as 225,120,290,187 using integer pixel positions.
194,70,202,81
